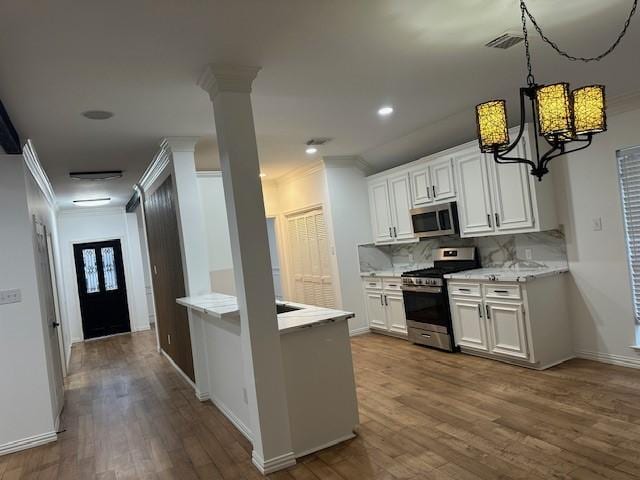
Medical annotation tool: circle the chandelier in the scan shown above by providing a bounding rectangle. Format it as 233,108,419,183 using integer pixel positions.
476,0,638,181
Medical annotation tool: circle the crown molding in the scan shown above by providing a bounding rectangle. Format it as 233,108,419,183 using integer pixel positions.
196,170,222,178
138,145,170,193
322,155,373,175
275,160,324,186
198,64,261,98
608,90,640,116
22,139,57,210
57,205,124,217
161,136,199,153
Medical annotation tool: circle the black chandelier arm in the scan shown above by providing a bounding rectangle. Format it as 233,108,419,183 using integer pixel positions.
540,135,593,169
492,87,532,161
493,150,537,169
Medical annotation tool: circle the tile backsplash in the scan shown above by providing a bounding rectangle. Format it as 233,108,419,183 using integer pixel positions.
358,230,567,273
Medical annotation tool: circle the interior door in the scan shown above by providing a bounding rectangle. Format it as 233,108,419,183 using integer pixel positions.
73,239,131,340
430,156,456,202
486,301,529,359
451,298,488,351
388,173,415,241
368,179,394,243
489,139,535,232
455,149,495,236
34,221,65,417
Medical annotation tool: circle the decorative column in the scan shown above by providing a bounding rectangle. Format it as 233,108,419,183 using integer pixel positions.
198,64,295,474
162,137,212,401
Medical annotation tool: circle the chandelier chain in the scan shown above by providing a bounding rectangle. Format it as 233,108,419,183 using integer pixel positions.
521,0,638,63
520,0,534,86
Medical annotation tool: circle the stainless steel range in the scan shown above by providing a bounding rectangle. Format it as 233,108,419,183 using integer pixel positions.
401,247,478,351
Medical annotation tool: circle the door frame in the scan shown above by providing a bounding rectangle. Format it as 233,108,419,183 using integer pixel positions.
69,235,136,341
46,232,66,377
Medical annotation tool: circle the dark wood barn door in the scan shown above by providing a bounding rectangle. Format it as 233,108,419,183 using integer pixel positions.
73,239,131,340
144,176,195,381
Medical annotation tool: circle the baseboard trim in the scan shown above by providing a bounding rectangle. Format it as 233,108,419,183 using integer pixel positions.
252,450,297,475
349,327,370,337
160,349,196,389
208,392,253,442
294,432,356,458
133,325,151,333
0,431,57,457
576,349,640,369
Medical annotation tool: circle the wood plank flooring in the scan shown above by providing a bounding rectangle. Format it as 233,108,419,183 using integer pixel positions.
3,330,640,479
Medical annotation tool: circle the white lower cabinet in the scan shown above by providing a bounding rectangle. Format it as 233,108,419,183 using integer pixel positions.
363,279,407,336
449,274,572,369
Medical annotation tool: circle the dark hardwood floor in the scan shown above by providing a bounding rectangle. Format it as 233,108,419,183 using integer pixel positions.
2,330,640,479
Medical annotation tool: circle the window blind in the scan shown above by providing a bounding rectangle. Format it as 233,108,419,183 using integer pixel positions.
618,146,640,324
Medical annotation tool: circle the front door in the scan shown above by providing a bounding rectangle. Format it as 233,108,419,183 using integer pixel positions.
73,240,131,340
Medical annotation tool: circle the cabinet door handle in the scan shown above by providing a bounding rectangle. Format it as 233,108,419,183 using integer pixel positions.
495,213,501,228
485,304,491,319
384,295,388,306
393,227,397,237
389,227,392,238
432,185,437,198
487,214,492,228
380,294,384,306
478,304,483,318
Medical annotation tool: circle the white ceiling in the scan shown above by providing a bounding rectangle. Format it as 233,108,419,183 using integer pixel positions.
1,0,638,208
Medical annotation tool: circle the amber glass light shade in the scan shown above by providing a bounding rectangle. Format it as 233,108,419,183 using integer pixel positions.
536,83,573,137
476,100,510,153
573,85,606,135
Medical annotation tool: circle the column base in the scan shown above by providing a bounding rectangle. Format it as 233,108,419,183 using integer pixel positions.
251,450,296,475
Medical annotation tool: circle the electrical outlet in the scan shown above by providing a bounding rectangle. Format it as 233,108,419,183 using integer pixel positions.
592,217,603,231
0,289,22,305
524,248,533,261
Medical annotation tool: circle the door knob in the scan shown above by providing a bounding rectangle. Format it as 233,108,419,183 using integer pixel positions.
52,322,60,328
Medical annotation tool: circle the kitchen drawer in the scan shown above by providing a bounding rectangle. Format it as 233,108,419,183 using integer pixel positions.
363,278,383,290
383,279,402,291
484,283,521,300
448,282,481,297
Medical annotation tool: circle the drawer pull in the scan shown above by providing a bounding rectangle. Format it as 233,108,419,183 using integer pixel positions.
369,283,377,287
458,288,471,292
494,290,509,294
388,284,397,287
421,333,432,338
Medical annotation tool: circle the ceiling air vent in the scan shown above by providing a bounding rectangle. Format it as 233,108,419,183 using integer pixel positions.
485,32,524,50
306,138,332,147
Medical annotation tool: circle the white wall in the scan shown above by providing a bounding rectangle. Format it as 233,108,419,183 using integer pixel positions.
135,205,155,325
552,106,640,366
323,159,373,334
198,172,235,295
0,155,57,452
57,207,150,343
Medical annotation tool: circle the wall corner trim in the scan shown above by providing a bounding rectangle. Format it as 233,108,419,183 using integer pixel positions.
22,139,57,210
0,430,57,457
251,450,297,475
138,147,170,193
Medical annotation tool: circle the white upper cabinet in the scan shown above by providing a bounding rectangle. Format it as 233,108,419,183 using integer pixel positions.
367,173,415,244
409,163,433,206
455,148,494,235
388,173,415,241
429,156,456,202
368,179,394,243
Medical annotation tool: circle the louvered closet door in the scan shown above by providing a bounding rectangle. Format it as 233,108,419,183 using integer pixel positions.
286,209,335,308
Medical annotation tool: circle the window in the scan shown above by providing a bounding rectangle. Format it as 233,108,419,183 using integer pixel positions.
82,249,100,294
618,146,640,325
101,247,118,291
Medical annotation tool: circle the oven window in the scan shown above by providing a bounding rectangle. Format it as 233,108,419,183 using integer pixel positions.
438,209,452,231
412,211,439,233
402,290,450,328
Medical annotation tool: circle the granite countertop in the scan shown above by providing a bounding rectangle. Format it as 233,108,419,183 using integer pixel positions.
176,293,354,334
444,266,569,283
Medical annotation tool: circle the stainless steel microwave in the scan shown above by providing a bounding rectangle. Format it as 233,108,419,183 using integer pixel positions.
410,202,459,238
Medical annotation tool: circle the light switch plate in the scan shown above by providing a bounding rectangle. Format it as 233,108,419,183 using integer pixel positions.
0,289,22,305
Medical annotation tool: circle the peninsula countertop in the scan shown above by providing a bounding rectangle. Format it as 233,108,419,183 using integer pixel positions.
176,292,355,334
444,266,569,283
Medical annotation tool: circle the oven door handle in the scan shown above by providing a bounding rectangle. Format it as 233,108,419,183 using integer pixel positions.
401,285,442,294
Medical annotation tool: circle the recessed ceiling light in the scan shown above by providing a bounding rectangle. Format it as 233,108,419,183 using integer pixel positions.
82,110,114,120
259,173,267,178
378,106,394,116
305,147,318,155
73,197,111,207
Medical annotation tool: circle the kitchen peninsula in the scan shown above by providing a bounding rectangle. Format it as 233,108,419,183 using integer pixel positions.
176,293,360,459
